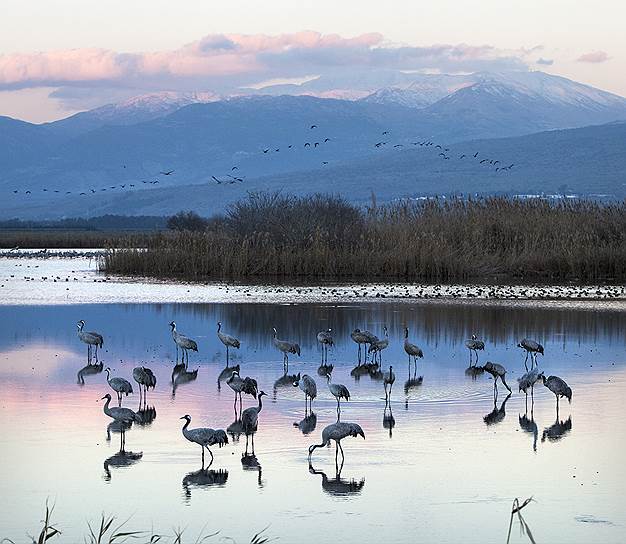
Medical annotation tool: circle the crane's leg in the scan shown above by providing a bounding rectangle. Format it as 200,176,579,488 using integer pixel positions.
335,442,339,467
338,442,345,464
233,393,237,414
251,433,255,454
226,345,229,365
524,352,529,372
201,445,205,467
501,375,512,393
389,382,393,401
245,434,249,455
175,344,178,362
207,446,214,466
239,393,243,415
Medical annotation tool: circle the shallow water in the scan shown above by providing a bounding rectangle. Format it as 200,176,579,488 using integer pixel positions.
1,265,626,543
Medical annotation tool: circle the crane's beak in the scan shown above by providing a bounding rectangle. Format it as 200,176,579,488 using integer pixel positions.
100,395,107,401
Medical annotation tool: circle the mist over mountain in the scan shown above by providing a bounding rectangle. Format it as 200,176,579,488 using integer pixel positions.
1,70,625,219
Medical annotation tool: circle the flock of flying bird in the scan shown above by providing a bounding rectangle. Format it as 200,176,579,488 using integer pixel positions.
8,123,515,198
78,317,573,471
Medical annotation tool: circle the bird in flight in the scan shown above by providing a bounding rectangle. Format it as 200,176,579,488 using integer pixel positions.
382,131,389,135
304,143,311,148
322,161,329,165
324,138,330,142
212,176,223,184
232,166,238,171
474,152,479,158
160,170,175,175
314,142,320,147
394,144,403,148
310,124,318,129
263,149,270,153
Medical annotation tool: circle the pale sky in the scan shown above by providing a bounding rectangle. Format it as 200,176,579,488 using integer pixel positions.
1,0,625,123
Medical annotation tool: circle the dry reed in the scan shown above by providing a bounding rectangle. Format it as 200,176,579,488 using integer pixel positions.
101,193,626,283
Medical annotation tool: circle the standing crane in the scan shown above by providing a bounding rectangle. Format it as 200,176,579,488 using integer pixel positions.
77,320,104,363
481,362,512,395
293,373,317,411
272,328,300,373
217,322,240,365
101,393,139,423
383,365,395,402
404,327,423,372
105,367,133,406
351,329,377,364
241,391,267,455
517,338,544,370
465,334,485,366
317,328,334,365
368,326,389,364
180,414,228,467
133,366,156,402
518,368,543,395
326,373,351,417
308,422,365,465
542,374,572,410
169,321,198,364
226,370,258,416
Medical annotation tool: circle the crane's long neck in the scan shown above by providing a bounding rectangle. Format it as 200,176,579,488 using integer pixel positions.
309,440,329,456
105,368,111,380
182,418,190,432
257,395,264,413
217,323,221,332
103,396,111,414
404,329,408,339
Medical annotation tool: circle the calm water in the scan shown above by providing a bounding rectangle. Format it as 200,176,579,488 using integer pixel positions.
1,267,626,542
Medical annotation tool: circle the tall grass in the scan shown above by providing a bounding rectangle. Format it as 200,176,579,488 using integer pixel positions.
1,504,273,544
103,192,626,283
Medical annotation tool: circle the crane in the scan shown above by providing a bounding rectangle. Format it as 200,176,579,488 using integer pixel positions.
293,373,317,411
169,321,198,364
465,334,485,366
105,367,133,406
317,328,334,365
217,322,240,365
404,327,423,372
180,415,228,467
272,328,300,373
241,390,267,455
368,326,389,364
308,422,365,465
517,338,544,370
77,320,103,363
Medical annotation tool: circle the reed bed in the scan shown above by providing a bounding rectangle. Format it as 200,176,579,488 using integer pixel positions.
0,230,148,250
103,193,626,283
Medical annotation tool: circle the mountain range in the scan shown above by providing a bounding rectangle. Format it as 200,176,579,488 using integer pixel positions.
1,70,625,219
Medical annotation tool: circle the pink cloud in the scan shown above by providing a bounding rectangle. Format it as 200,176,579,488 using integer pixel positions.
577,51,610,63
0,31,526,93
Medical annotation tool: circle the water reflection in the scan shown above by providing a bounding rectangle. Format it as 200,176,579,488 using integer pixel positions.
464,364,484,381
76,361,103,385
308,461,365,497
241,454,264,488
182,468,229,503
483,393,511,426
171,367,198,397
383,400,395,438
542,415,573,443
294,411,317,435
518,395,538,452
217,363,240,391
103,431,142,482
273,371,299,400
136,404,157,427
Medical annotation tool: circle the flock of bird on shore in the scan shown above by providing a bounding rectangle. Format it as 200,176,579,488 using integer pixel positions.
78,317,573,473
8,123,515,198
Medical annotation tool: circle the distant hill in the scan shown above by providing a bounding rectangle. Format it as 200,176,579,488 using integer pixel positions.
3,122,624,220
1,70,625,219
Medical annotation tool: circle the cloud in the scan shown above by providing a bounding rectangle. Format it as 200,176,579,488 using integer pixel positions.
577,51,609,63
0,31,529,97
536,57,554,66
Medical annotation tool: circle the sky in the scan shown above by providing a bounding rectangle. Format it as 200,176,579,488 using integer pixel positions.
1,0,625,123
